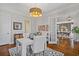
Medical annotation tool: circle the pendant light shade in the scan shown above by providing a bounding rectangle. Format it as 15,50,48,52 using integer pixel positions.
29,7,42,17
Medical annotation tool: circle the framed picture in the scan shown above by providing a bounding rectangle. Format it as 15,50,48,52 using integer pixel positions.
13,22,22,30
38,25,48,31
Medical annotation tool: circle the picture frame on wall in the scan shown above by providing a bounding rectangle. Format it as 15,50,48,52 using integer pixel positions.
13,22,22,30
38,25,48,31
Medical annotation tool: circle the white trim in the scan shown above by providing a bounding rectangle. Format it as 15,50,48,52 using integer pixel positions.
57,20,73,24
49,41,57,44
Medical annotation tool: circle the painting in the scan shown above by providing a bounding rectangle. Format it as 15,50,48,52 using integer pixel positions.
13,22,22,30
38,25,48,31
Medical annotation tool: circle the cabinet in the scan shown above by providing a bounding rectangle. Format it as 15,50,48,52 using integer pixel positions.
48,17,74,45
57,20,73,38
57,20,74,48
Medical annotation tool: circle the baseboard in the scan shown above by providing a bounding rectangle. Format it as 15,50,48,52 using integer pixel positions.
0,44,9,47
9,42,14,44
0,43,14,47
49,41,57,44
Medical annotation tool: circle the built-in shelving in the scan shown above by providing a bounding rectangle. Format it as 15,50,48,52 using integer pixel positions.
57,31,71,34
57,20,73,39
57,20,73,24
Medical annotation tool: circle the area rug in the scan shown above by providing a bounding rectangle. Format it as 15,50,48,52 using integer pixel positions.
9,47,64,56
27,48,64,56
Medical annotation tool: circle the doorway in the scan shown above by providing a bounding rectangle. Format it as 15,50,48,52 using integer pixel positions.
25,20,31,33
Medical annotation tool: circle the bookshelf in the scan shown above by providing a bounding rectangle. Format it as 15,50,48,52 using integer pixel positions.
57,20,73,38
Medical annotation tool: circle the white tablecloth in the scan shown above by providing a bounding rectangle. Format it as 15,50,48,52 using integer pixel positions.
16,38,33,56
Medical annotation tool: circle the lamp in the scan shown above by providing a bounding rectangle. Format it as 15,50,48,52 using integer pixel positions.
29,7,42,17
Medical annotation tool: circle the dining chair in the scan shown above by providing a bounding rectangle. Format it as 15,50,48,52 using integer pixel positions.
31,36,47,56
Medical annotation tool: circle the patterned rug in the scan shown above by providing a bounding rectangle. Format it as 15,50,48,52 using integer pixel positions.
27,48,64,56
9,47,64,56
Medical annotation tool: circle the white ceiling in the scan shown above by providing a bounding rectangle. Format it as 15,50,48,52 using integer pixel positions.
0,3,78,16
20,3,64,13
0,3,65,14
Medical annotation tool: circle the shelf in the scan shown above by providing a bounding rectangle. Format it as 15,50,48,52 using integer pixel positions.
57,31,71,33
57,36,70,39
57,20,73,24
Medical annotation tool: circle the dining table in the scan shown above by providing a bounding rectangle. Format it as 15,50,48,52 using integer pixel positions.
16,38,33,56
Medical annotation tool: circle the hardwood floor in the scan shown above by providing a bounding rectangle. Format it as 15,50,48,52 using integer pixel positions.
0,44,16,56
48,37,79,56
0,38,79,56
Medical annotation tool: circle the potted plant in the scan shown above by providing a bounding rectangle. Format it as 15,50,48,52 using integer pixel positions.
72,26,79,41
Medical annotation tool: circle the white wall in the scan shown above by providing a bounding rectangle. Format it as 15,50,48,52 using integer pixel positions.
30,16,49,33
47,4,79,26
0,6,25,45
0,11,12,45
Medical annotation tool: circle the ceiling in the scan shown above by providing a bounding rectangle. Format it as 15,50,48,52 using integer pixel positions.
0,3,65,15
21,3,64,13
0,3,78,16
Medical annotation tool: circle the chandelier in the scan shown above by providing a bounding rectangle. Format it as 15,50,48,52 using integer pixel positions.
29,7,42,17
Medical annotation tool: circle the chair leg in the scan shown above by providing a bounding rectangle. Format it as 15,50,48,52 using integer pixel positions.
43,51,44,56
